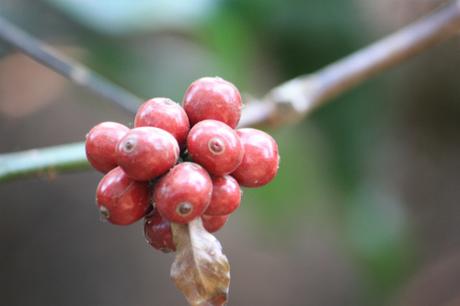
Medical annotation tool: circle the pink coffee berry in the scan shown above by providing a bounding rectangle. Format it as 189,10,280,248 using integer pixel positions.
144,209,176,253
134,97,190,148
116,127,179,181
183,77,242,128
96,167,151,225
202,214,229,233
85,122,129,173
231,128,280,187
154,162,212,224
187,120,244,176
205,175,241,216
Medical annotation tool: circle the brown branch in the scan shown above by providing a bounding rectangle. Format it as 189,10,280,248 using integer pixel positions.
239,0,460,127
1,1,460,182
0,17,142,113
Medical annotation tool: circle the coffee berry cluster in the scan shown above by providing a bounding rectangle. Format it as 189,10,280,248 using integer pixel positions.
85,77,280,253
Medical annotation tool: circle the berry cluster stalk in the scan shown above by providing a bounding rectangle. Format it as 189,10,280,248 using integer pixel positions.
1,0,460,183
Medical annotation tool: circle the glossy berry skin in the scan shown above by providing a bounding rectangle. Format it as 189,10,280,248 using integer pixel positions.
85,122,129,173
183,77,242,128
116,127,179,181
231,128,280,187
202,214,229,233
154,162,212,224
96,167,151,225
205,175,241,216
144,209,176,253
134,98,190,147
187,120,244,176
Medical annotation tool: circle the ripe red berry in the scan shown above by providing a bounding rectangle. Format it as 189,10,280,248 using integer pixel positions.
144,209,176,253
96,167,151,225
85,122,129,173
116,127,179,181
187,120,244,176
154,162,212,224
134,98,190,148
202,214,229,233
231,128,280,187
183,77,242,128
205,175,241,216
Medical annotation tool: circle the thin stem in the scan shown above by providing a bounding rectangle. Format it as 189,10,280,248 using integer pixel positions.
239,0,460,127
1,1,460,182
0,17,142,114
0,143,89,183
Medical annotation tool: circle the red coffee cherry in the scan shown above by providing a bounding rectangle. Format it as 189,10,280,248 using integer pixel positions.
85,122,129,173
183,77,242,128
205,175,241,216
144,209,176,253
96,167,151,225
116,127,179,181
134,98,190,148
231,128,280,187
154,162,212,224
187,120,244,176
202,214,229,233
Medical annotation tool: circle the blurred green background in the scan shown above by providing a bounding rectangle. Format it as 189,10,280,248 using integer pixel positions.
1,0,460,305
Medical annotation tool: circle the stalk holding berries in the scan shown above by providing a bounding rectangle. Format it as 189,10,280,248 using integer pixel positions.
85,77,279,305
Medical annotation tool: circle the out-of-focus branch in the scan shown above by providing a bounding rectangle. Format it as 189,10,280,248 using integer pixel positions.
1,0,460,183
0,143,89,183
0,17,142,113
239,0,460,127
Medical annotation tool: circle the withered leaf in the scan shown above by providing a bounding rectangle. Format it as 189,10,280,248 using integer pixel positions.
171,218,230,306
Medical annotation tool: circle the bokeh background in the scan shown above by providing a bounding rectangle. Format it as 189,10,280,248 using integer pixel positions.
1,0,460,305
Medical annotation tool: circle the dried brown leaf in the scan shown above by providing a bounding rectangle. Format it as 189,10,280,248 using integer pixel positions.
171,218,230,306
